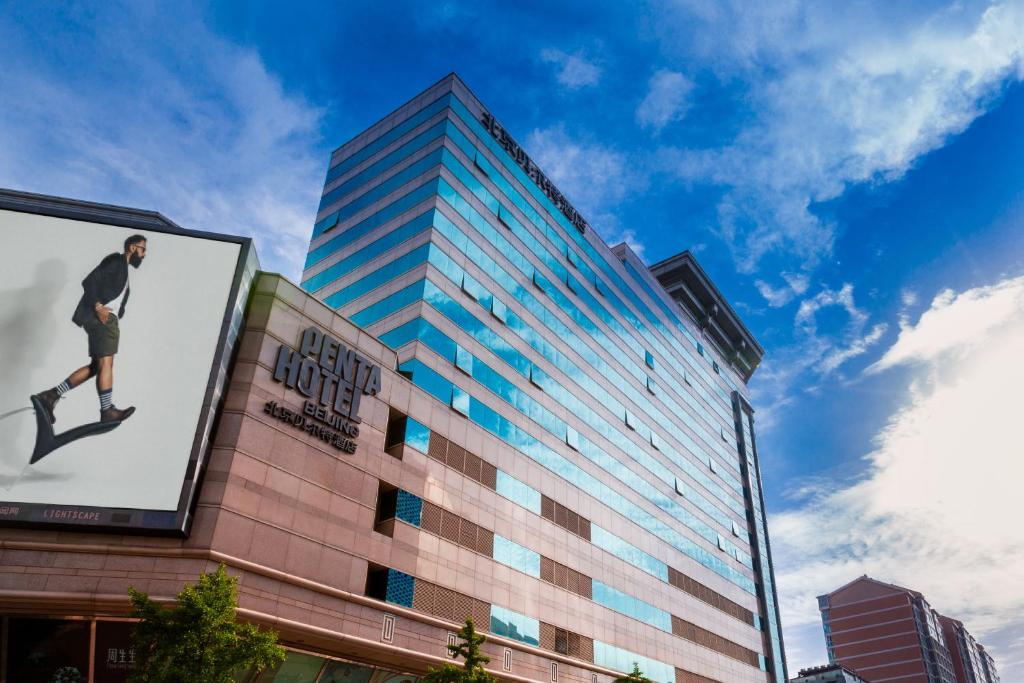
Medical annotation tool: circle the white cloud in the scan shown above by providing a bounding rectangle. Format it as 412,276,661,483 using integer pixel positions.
540,48,602,89
0,6,324,279
525,125,646,248
657,1,1024,272
756,271,811,307
772,274,1024,676
636,69,694,132
869,275,1024,373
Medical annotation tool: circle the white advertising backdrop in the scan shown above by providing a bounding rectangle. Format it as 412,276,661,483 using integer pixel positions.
0,209,241,510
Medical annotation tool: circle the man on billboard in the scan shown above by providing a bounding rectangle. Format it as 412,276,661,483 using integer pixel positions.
32,235,147,424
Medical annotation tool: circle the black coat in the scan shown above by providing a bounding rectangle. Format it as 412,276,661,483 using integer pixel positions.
72,253,130,326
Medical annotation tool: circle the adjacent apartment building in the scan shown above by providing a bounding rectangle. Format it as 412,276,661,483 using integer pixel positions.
817,577,999,683
302,73,786,683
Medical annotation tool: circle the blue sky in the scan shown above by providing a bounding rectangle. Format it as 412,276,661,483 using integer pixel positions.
2,1,1022,678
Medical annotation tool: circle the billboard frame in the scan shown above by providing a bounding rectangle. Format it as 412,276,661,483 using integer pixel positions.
0,188,256,536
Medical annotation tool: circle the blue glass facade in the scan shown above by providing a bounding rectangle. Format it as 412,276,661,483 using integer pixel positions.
305,75,786,683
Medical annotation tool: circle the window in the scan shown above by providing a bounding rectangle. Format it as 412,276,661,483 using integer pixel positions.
383,408,408,460
624,410,637,431
713,361,720,374
720,426,730,442
451,386,470,416
567,248,579,268
447,633,459,658
717,534,727,551
529,365,545,390
646,376,657,395
732,520,742,537
533,270,546,292
566,426,580,451
374,482,399,536
498,204,513,228
555,629,568,655
708,457,718,474
650,431,662,451
461,273,480,301
697,342,705,357
683,370,692,386
566,274,577,293
550,662,558,682
474,150,490,176
454,344,473,375
503,648,512,671
491,297,508,323
644,350,655,369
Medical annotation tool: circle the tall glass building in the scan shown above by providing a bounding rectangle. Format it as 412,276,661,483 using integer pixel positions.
302,73,787,683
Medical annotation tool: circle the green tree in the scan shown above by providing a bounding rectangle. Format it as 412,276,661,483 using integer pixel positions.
613,663,654,683
421,618,496,683
128,563,286,683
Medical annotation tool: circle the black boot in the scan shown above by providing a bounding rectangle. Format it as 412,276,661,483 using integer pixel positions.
32,388,61,424
101,405,135,423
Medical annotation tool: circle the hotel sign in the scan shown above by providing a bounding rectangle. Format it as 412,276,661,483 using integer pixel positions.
268,326,381,454
480,110,589,235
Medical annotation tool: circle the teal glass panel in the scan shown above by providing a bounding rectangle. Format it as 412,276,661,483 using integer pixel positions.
492,535,540,577
395,358,756,594
592,580,672,632
404,418,431,454
495,471,541,514
591,524,668,581
592,642,674,683
385,569,415,608
304,209,434,291
323,243,431,309
307,178,439,267
490,605,539,645
349,280,427,327
325,93,451,183
395,490,422,527
319,120,448,211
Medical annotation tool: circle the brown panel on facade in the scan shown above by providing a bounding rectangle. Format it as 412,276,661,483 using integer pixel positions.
470,599,491,630
428,432,449,462
539,555,592,600
446,443,466,472
453,592,474,622
413,580,436,612
421,501,443,535
667,566,754,625
671,615,760,666
540,495,593,540
463,451,482,483
480,461,498,490
540,622,557,650
440,510,461,543
578,517,591,541
459,518,479,549
554,561,567,588
541,495,556,522
578,636,594,663
434,585,457,621
566,567,580,594
477,527,495,556
540,556,555,583
675,668,723,683
539,624,592,663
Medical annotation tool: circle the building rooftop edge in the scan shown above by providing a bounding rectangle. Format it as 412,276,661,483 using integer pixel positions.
0,187,255,249
647,250,764,380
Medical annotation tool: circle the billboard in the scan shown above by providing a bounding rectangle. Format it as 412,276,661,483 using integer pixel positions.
0,191,253,534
